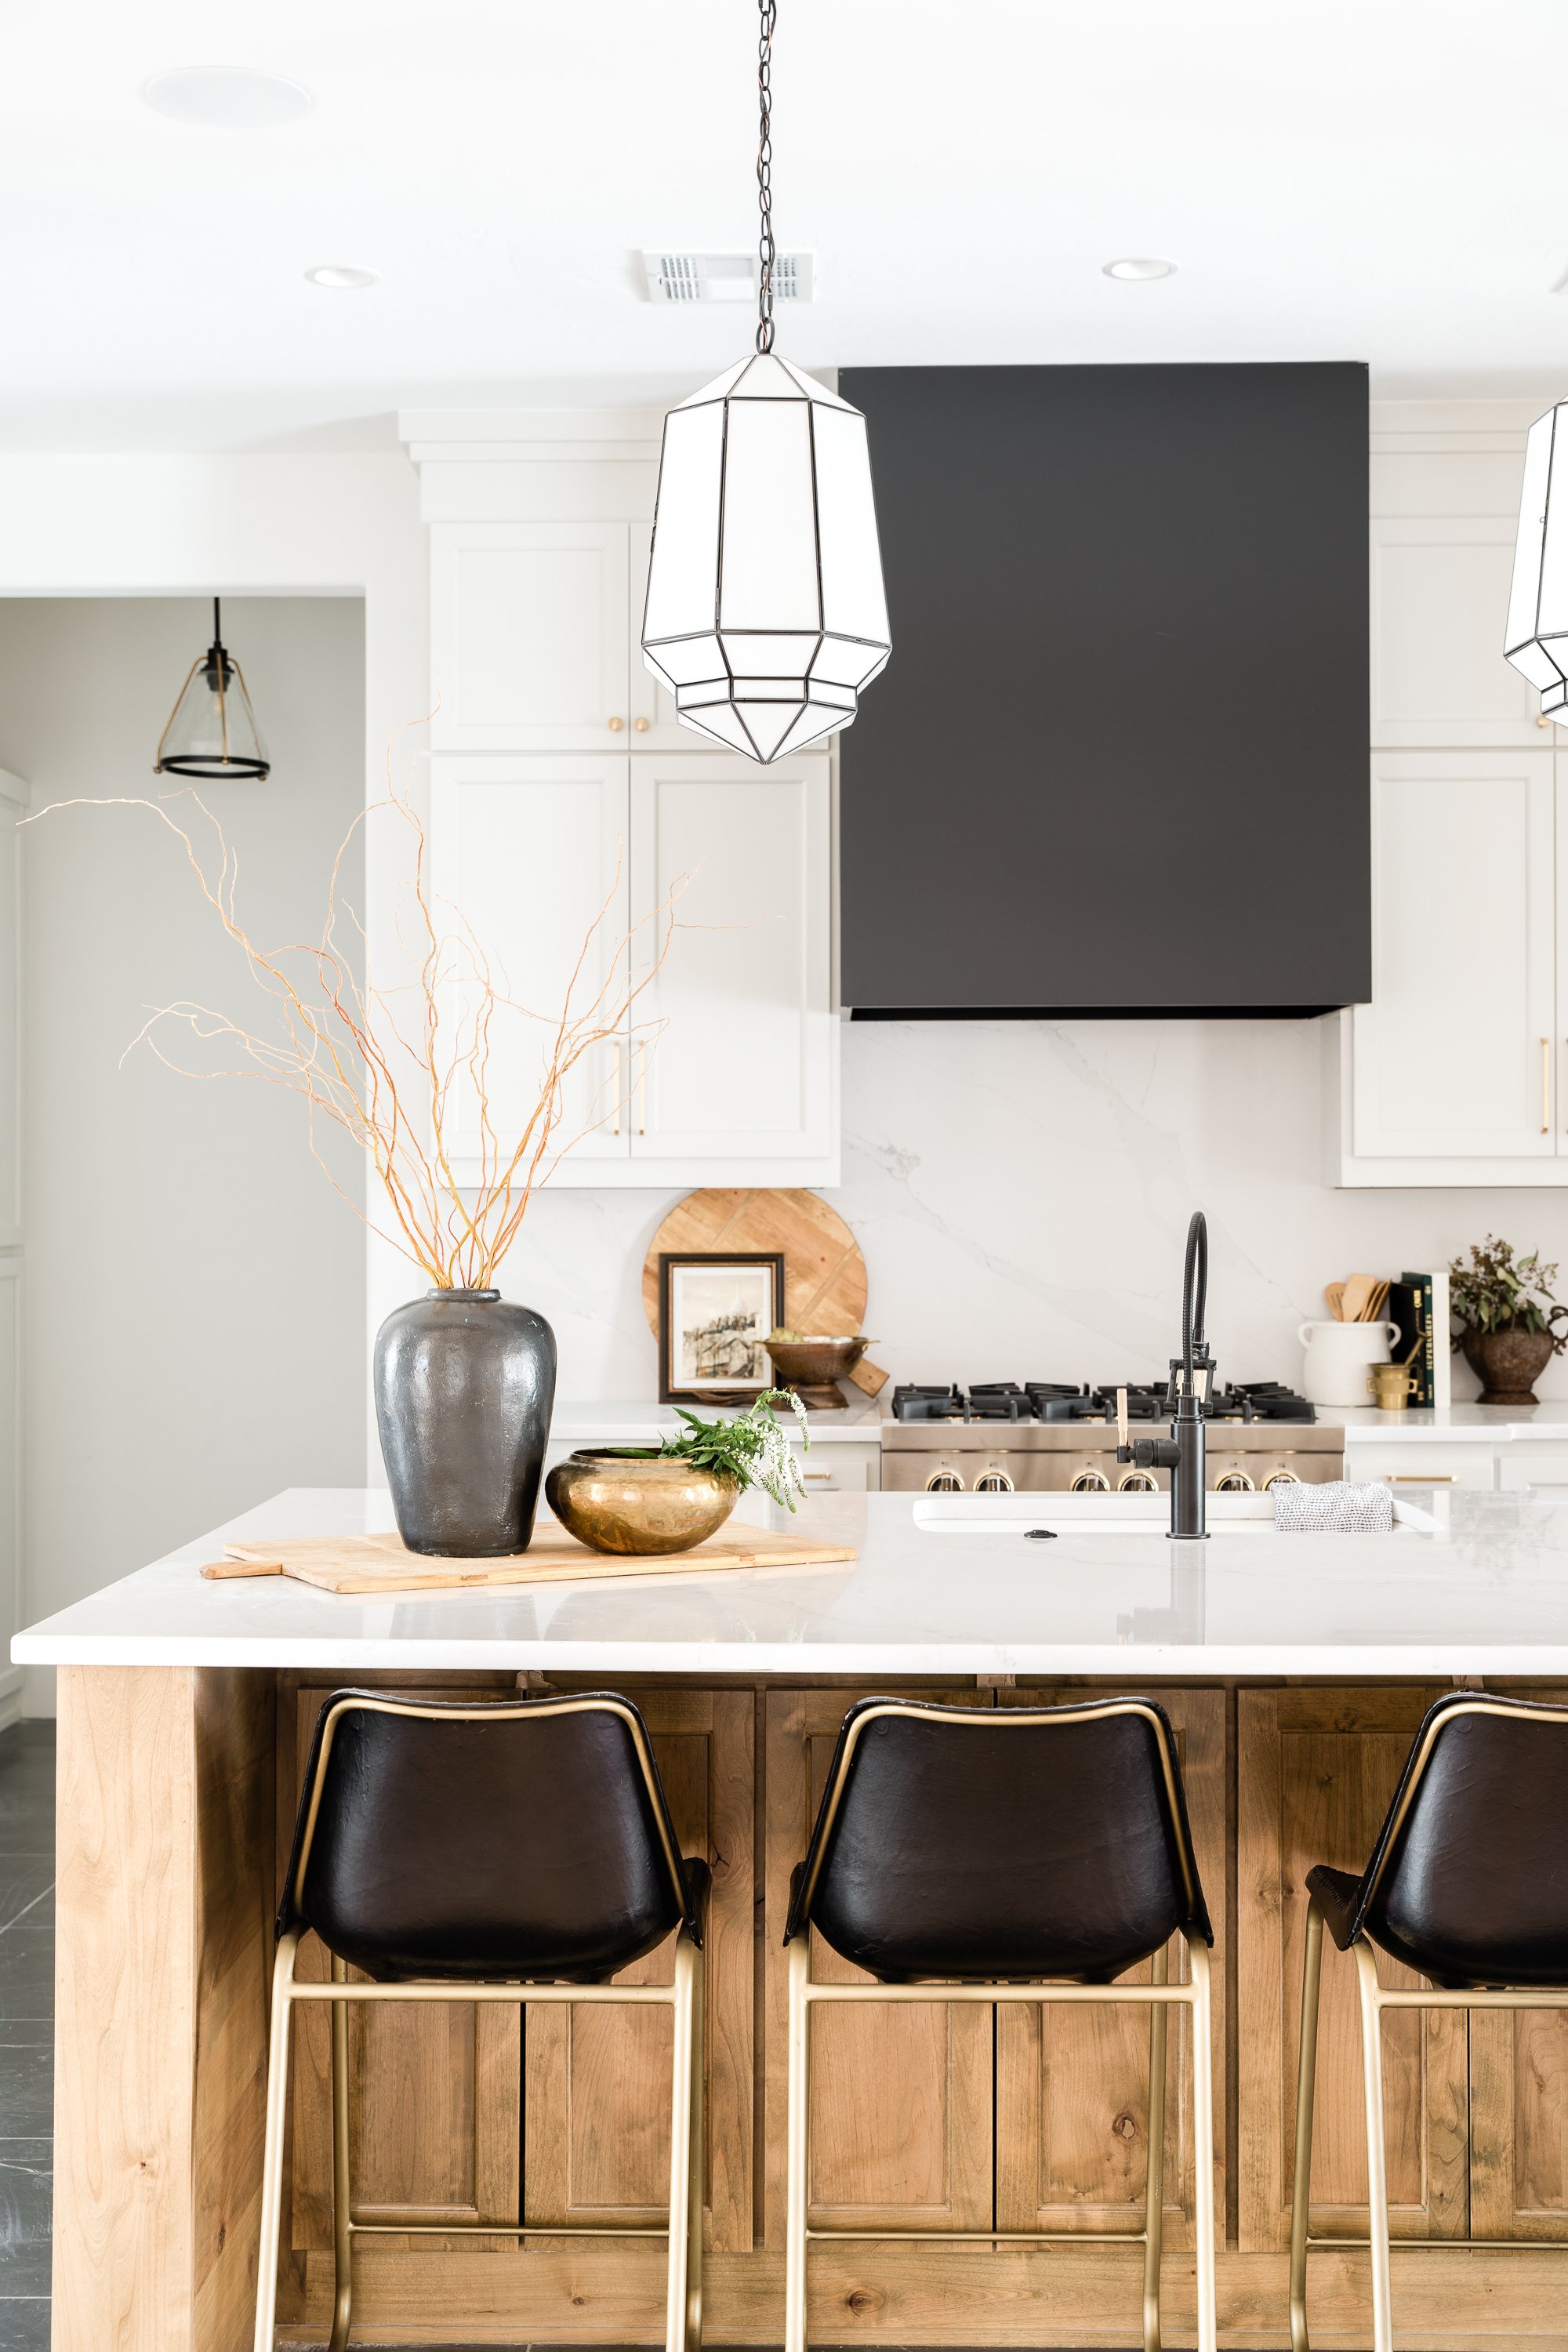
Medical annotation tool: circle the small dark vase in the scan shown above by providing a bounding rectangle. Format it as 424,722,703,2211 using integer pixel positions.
373,1289,557,1555
1461,1324,1555,1407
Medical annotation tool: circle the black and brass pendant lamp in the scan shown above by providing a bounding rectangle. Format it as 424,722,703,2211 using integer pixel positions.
154,597,270,780
641,0,891,763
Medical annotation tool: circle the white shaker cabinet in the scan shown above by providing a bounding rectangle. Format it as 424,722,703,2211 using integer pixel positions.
430,521,690,753
1327,750,1559,1181
1370,513,1544,750
430,752,837,1186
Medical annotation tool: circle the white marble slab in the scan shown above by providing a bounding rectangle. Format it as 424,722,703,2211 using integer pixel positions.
17,1485,1568,1680
1320,1402,1568,1443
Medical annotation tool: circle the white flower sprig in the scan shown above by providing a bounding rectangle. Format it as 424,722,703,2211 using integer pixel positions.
660,1388,811,1509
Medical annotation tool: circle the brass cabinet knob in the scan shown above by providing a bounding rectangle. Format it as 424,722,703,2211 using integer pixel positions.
1540,713,1555,728
608,715,625,731
634,716,649,731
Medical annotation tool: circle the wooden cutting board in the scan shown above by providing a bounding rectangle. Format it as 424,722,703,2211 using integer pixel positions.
201,1522,857,1595
641,1188,887,1396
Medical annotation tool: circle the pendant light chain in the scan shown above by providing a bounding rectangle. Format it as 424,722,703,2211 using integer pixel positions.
755,0,777,354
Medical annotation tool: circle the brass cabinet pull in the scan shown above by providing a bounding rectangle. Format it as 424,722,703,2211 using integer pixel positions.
608,715,625,731
633,1038,648,1137
610,1040,625,1138
1389,1473,1456,1483
634,716,649,731
1544,1036,1552,1134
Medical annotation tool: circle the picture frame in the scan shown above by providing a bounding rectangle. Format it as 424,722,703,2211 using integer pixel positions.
658,1251,785,1405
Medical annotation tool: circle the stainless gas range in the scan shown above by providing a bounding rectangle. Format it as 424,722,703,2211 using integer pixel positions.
880,1380,1343,1494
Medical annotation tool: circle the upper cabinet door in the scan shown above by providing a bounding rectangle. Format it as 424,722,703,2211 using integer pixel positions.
1352,750,1555,1160
1370,516,1544,747
628,524,702,750
628,755,833,1160
430,523,630,750
430,754,632,1171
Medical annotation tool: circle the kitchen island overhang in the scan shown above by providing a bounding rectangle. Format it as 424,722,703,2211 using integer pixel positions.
23,1483,1568,2352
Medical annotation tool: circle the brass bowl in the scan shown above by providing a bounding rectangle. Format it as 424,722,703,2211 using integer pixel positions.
545,1452,739,1556
765,1334,869,1387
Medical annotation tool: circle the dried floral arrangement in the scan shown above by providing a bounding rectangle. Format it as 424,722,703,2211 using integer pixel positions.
33,766,680,1288
1448,1236,1568,1354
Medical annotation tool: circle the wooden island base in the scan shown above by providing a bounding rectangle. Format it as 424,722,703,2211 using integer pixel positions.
52,1664,1568,2351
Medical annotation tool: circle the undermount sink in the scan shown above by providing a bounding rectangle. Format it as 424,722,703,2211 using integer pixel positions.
913,1490,1440,1537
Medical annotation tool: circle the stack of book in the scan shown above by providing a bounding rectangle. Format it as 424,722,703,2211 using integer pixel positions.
1388,1271,1451,1408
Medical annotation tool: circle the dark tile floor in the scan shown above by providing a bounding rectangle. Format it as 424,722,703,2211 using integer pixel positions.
0,1718,53,2352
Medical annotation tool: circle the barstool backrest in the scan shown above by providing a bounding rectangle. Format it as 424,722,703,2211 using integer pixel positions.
279,1689,695,1982
785,1695,1211,1982
1347,1690,1568,1986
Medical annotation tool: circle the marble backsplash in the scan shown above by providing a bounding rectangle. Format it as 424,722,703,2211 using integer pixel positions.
471,1018,1568,1404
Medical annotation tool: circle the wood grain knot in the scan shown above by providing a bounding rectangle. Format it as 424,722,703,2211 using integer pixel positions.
1113,2111,1139,2142
844,2286,885,2314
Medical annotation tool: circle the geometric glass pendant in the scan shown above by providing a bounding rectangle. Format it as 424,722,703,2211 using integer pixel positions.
154,597,270,780
640,0,890,764
1506,401,1568,724
641,354,891,761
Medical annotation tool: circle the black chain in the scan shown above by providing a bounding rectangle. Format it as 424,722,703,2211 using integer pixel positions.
756,0,777,354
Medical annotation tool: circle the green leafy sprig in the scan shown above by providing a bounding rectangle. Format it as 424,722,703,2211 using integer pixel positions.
604,1390,811,1509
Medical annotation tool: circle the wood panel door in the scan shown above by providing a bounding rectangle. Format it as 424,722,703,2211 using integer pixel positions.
764,1688,994,2245
993,1687,1226,2252
1237,1685,1468,2253
524,1687,755,2252
1469,1682,1568,2241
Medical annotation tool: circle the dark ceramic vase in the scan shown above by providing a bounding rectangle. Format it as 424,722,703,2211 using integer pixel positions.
1461,1324,1555,1407
373,1288,557,1555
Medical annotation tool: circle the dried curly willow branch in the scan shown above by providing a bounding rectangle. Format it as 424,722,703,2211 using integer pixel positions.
27,742,685,1288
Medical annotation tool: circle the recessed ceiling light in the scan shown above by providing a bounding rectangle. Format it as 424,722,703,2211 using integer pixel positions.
143,67,313,129
304,265,378,291
1102,256,1177,282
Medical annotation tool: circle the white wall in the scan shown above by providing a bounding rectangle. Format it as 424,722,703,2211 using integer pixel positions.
0,597,368,1710
492,1015,1568,1406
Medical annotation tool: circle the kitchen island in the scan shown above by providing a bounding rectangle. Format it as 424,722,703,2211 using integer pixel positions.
20,1484,1568,2352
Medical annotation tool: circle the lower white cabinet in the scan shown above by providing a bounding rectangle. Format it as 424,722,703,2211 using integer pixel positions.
431,751,837,1186
1327,748,1568,1184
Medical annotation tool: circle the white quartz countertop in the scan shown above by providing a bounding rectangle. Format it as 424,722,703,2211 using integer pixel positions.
20,1485,1568,1679
1319,1400,1568,1442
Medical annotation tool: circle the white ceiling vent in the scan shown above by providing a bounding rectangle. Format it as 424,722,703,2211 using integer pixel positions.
643,251,814,305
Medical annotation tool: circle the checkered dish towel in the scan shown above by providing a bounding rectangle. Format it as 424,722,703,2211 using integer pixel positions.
1273,1479,1394,1533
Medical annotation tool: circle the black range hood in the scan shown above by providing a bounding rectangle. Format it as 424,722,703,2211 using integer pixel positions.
837,363,1370,1018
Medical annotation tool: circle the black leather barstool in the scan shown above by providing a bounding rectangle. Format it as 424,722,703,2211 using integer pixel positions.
783,1696,1216,2352
252,1690,710,2352
1290,1690,1568,2352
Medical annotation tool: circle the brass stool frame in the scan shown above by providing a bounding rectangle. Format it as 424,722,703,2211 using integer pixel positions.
785,1933,1216,2352
1289,1893,1568,2352
252,1922,705,2352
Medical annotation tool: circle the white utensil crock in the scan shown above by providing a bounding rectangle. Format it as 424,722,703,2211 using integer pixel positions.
1297,1319,1400,1406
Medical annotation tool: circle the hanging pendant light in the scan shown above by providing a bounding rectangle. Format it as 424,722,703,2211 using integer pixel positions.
1506,401,1568,722
641,0,891,764
154,598,270,780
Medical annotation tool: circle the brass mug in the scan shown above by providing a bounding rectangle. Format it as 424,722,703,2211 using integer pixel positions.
1368,1363,1417,1410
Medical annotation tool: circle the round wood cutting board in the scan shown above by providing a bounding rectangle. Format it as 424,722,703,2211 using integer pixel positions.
641,1188,887,1396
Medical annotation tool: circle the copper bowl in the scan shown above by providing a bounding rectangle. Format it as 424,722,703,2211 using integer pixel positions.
765,1334,869,1388
545,1452,739,1556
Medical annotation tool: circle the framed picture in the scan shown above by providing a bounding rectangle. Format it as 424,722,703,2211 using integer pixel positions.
659,1251,784,1405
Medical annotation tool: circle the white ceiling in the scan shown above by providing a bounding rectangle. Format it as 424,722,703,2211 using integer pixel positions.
5,0,1568,448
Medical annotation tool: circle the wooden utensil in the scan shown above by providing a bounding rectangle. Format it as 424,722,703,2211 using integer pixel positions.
1339,1272,1379,1324
201,1521,857,1595
643,1188,887,1396
1324,1282,1346,1320
1360,1279,1391,1323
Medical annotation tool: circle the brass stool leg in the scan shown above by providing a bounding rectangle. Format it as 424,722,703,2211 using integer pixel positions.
328,1954,354,2352
665,1934,699,2352
686,1940,706,2350
784,1936,811,2352
253,1934,299,2352
1189,1939,1218,2352
1355,1940,1394,2352
1289,1900,1326,2352
1142,1944,1170,2352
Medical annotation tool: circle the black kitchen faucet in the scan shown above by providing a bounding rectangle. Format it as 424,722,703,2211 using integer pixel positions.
1115,1210,1212,1541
